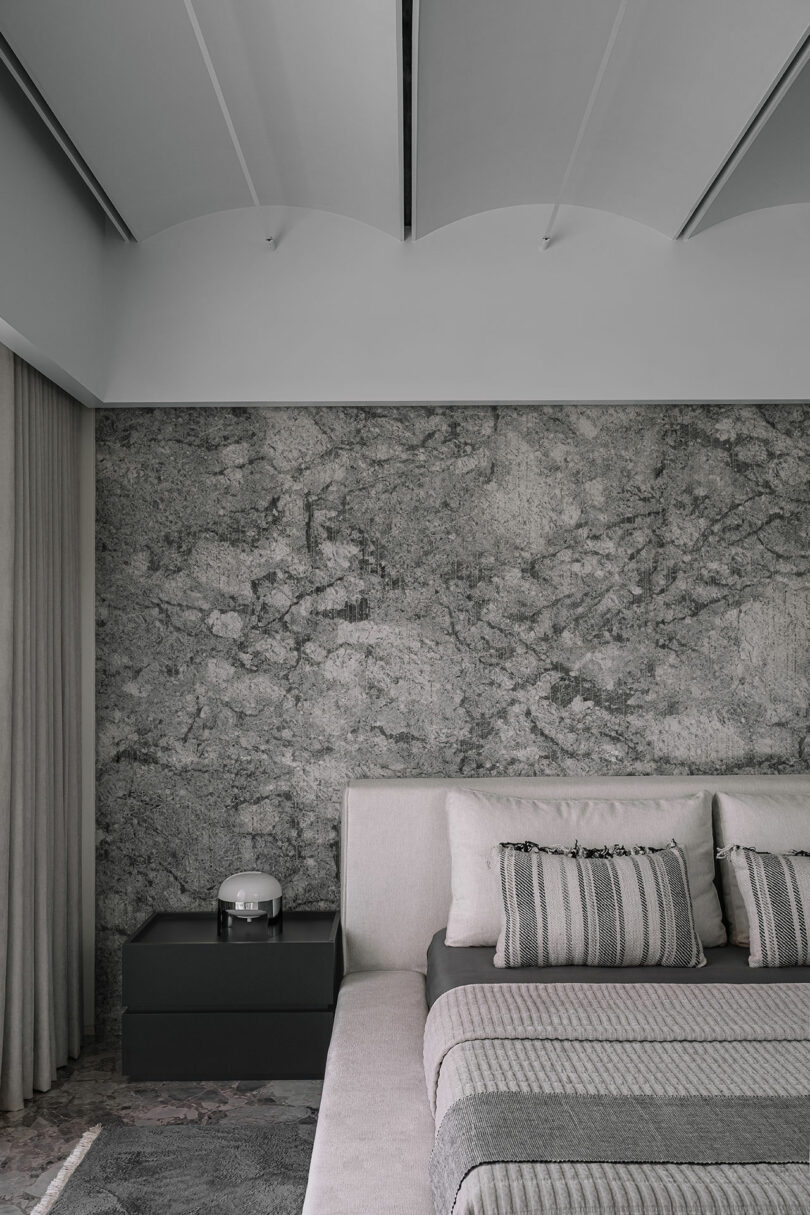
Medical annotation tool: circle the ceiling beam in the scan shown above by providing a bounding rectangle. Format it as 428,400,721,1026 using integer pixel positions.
676,23,810,239
410,0,421,238
0,31,134,242
398,0,409,237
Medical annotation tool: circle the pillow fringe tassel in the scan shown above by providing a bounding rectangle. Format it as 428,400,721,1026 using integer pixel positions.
31,1124,102,1215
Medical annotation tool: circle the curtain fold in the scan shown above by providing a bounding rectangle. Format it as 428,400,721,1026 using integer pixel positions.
0,343,83,1111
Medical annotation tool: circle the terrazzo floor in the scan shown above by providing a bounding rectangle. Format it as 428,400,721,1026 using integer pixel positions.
0,1041,321,1214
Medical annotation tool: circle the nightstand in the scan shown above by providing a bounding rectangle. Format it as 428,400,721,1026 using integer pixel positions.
121,910,341,1080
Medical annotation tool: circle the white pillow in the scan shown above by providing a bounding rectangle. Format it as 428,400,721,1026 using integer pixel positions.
445,787,725,948
714,792,810,946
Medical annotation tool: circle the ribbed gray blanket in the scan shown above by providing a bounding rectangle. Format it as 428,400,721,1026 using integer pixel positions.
424,983,810,1215
431,1092,810,1215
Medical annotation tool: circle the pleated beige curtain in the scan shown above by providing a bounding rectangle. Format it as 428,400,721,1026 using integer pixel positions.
0,343,83,1111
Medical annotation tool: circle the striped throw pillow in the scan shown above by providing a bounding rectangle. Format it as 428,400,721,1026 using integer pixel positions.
724,846,810,967
495,841,706,969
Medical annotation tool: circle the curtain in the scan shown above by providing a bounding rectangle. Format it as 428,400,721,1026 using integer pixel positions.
0,343,83,1111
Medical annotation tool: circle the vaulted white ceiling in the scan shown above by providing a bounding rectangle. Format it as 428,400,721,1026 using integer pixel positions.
413,0,810,238
0,0,404,240
693,37,810,236
2,0,810,244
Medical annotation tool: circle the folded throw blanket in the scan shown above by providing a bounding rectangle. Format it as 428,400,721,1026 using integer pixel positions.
424,983,810,1215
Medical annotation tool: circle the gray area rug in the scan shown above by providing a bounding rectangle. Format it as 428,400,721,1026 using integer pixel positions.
50,1122,312,1214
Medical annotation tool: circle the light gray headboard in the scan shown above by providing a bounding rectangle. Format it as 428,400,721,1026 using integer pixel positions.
341,774,810,974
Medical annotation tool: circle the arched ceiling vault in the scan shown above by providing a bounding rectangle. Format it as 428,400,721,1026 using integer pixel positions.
1,0,809,244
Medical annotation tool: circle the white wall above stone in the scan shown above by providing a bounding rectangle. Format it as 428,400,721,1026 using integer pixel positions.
103,201,810,405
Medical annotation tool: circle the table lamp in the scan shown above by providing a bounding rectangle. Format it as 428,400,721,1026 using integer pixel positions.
217,871,283,937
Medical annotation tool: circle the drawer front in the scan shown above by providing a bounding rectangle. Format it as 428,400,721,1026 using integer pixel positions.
122,1009,333,1080
123,942,338,1011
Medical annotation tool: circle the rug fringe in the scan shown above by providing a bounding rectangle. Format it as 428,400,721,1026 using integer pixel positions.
31,1124,103,1215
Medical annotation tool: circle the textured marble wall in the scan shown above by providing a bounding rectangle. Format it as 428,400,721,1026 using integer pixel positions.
96,404,810,1024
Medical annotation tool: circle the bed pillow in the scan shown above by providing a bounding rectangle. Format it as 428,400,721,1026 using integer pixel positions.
723,846,810,967
494,842,706,969
445,788,725,948
714,792,810,946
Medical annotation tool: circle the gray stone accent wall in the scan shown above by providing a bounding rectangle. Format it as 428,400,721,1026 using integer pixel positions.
96,405,810,1024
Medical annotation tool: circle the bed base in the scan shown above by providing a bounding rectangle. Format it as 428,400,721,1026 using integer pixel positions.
301,970,433,1215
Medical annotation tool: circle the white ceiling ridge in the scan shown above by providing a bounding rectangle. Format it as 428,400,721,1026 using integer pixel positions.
183,0,273,241
676,22,810,240
541,0,630,249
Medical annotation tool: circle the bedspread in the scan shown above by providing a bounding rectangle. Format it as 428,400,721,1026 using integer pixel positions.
424,983,810,1215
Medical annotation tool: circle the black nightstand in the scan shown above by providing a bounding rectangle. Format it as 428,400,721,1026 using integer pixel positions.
121,910,341,1081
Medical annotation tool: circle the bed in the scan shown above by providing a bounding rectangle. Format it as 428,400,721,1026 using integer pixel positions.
301,775,810,1215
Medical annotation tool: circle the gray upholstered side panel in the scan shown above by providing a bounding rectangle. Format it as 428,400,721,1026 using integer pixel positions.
302,970,434,1215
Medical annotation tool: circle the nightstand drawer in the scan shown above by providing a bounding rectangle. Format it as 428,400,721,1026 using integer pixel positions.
122,1009,333,1080
123,911,341,1011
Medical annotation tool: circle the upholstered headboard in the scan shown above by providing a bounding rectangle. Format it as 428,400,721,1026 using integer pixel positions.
341,774,810,974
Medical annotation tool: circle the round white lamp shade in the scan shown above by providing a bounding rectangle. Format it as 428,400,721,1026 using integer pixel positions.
216,871,283,935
